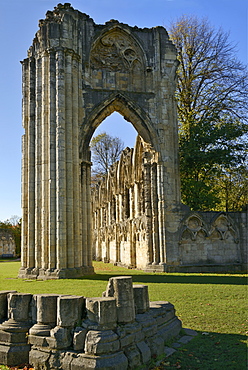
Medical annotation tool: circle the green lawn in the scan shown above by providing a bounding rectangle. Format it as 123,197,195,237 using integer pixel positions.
0,261,247,369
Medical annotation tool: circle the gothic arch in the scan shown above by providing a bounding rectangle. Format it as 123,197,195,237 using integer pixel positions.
79,93,157,158
19,4,181,279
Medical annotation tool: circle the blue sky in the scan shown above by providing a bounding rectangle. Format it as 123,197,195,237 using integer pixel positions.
0,0,247,221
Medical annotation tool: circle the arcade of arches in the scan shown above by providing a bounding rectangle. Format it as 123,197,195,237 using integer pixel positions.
19,4,247,279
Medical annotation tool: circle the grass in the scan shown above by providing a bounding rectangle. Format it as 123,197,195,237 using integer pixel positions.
0,261,247,369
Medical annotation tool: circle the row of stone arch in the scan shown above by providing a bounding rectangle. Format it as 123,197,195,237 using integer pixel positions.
91,136,162,268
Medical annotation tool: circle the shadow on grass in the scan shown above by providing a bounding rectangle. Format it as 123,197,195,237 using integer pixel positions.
159,331,247,370
1,261,246,286
81,272,247,285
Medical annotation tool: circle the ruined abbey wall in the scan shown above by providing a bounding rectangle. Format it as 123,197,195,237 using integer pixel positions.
92,137,247,272
92,136,162,270
20,3,182,279
0,230,16,258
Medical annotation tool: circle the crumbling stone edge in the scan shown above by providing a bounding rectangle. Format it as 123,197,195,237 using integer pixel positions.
150,327,198,369
0,276,193,369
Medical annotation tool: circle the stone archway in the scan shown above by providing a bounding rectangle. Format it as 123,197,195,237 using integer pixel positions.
19,3,181,279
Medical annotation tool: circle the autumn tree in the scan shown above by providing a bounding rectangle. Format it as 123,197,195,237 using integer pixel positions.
169,15,248,210
90,132,125,178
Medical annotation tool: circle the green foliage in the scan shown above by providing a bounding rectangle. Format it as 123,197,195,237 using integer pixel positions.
169,15,248,211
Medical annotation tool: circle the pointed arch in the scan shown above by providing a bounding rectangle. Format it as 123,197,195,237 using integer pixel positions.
79,93,158,158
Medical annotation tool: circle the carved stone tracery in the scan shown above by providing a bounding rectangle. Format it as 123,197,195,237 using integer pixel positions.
90,30,143,72
92,136,162,269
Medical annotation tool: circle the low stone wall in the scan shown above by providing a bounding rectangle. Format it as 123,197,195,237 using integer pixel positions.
0,276,182,369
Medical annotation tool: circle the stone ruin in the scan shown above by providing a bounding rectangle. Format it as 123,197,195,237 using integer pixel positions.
0,230,16,258
19,3,247,279
19,3,182,279
0,276,182,369
91,135,248,273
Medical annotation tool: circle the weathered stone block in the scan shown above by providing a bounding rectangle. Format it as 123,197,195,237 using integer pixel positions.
0,291,16,323
136,340,151,364
103,276,135,324
73,326,87,351
85,330,120,355
47,326,72,349
164,346,176,357
29,347,51,369
124,345,141,368
146,334,164,357
86,297,117,329
28,334,48,347
120,333,134,348
158,317,182,343
0,330,27,344
57,295,84,327
71,352,128,370
133,285,149,314
135,312,157,338
0,344,30,366
8,293,32,322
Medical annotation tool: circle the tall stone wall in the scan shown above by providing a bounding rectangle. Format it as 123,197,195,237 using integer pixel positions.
0,276,182,369
92,138,247,272
20,3,182,279
92,136,164,270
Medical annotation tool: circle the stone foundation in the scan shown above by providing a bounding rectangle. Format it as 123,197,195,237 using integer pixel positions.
0,276,182,369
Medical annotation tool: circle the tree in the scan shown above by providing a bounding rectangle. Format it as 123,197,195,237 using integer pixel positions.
213,163,248,212
90,132,125,177
169,15,248,210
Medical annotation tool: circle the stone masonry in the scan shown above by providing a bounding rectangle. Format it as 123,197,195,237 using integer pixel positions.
19,3,182,279
0,276,182,369
92,136,247,272
0,230,16,258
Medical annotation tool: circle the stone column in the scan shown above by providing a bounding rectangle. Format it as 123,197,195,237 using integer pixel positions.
81,160,88,267
103,276,135,324
86,161,93,268
35,56,42,272
65,51,74,269
29,294,58,336
151,162,159,264
48,50,57,271
0,293,32,366
55,48,67,271
41,52,49,272
134,182,140,218
46,295,84,349
133,285,149,314
143,153,153,264
20,60,28,272
72,54,82,269
157,164,166,264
